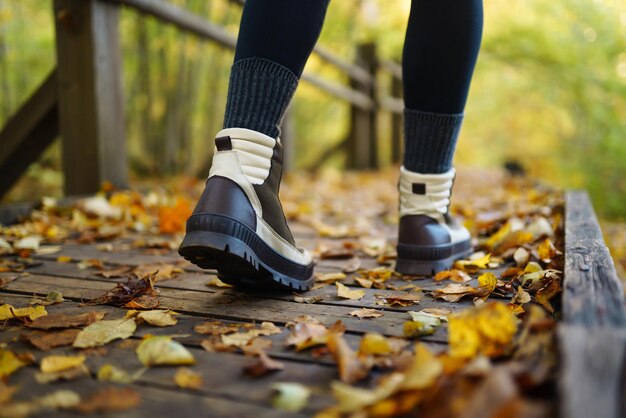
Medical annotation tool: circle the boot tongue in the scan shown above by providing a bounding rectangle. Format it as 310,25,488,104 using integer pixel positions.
213,128,277,185
399,166,456,219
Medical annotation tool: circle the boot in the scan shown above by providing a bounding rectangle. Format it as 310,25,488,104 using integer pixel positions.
179,128,314,290
395,166,472,276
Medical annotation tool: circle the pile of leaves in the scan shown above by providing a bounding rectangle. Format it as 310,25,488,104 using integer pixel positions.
0,167,564,417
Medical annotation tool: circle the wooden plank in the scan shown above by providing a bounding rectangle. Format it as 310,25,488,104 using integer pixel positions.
562,191,626,326
1,273,453,341
557,326,626,418
0,69,59,198
558,190,626,418
54,0,128,194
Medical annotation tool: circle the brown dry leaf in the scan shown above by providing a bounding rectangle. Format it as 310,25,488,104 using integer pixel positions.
134,264,183,282
24,329,80,351
27,311,105,330
0,304,48,321
419,307,452,319
0,349,27,379
511,286,531,305
0,382,18,405
376,293,421,307
535,279,562,313
327,332,371,384
221,322,282,348
86,274,158,307
40,355,85,373
77,258,105,270
433,269,472,283
431,283,479,303
194,321,240,336
336,282,366,300
286,322,332,351
136,336,195,366
29,291,64,306
448,302,518,359
206,277,233,288
174,367,204,389
349,308,384,319
95,265,132,279
244,351,285,378
74,387,140,414
124,293,160,309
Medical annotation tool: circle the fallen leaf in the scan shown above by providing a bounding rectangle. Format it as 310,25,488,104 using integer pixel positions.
128,309,178,327
401,343,444,390
431,283,479,303
341,257,362,274
97,364,145,383
0,304,47,321
537,238,557,262
0,389,80,417
136,336,195,366
358,333,393,356
73,317,137,348
244,351,285,377
206,277,233,288
434,269,472,283
376,293,421,307
448,302,518,358
327,332,371,383
454,253,491,272
95,266,132,279
0,349,27,379
535,279,561,313
349,308,384,319
40,355,86,373
24,329,80,350
30,291,64,306
354,277,373,288
271,383,311,412
316,272,347,283
221,322,282,348
513,247,530,267
416,308,451,321
293,295,323,304
331,373,404,414
27,311,105,330
404,311,442,338
35,363,90,384
174,367,204,389
86,274,157,307
336,282,365,300
74,387,140,414
194,321,240,336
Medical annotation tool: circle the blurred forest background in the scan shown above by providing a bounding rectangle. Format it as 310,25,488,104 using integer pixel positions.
1,0,625,221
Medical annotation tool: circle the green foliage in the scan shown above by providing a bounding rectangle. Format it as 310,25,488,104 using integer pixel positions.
0,0,624,218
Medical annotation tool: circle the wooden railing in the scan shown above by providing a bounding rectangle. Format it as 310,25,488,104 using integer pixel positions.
0,0,404,197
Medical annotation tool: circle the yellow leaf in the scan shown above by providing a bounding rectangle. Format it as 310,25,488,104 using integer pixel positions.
448,302,518,359
73,318,137,348
57,256,72,263
0,304,48,321
174,367,203,389
358,333,392,356
271,382,311,413
0,349,27,379
401,343,443,390
97,364,145,383
336,282,365,300
136,336,195,366
40,355,85,373
206,277,233,288
128,309,178,327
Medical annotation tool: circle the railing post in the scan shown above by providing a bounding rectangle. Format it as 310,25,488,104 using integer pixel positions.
346,42,378,170
53,0,128,195
390,72,403,164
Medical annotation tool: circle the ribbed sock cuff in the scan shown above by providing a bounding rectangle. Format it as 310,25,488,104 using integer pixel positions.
223,58,299,139
402,109,464,174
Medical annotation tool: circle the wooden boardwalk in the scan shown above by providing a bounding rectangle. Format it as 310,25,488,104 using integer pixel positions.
0,170,624,417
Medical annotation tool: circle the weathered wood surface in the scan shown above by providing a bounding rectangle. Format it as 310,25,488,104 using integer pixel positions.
0,69,59,198
558,191,626,418
54,0,128,194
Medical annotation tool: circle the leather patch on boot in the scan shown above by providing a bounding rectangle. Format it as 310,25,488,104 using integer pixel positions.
412,183,426,195
215,136,232,151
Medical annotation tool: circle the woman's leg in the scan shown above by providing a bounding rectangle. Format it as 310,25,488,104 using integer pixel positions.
396,0,483,276
223,0,330,139
181,0,330,290
402,0,483,173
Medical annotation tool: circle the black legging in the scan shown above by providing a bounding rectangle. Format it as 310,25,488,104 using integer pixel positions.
234,0,483,115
